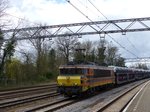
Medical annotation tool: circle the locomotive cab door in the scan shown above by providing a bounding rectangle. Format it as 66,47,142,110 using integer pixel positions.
86,68,94,87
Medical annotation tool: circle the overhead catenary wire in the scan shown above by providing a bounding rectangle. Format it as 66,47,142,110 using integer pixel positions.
125,35,140,52
87,0,140,57
107,34,139,58
66,0,139,58
76,0,101,19
87,0,109,20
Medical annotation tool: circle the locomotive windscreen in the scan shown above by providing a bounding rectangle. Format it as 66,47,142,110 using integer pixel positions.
60,68,85,75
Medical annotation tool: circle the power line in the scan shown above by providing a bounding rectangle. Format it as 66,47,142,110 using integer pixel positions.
125,36,140,52
107,34,139,58
87,0,140,57
67,0,94,23
66,0,139,58
87,0,140,56
76,0,101,19
66,0,102,32
87,0,109,20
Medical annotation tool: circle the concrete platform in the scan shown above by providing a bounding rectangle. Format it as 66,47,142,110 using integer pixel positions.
123,80,150,112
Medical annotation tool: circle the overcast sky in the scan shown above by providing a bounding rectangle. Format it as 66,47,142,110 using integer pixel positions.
6,0,150,65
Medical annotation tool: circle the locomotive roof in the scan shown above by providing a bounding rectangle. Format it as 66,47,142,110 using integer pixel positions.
59,64,113,70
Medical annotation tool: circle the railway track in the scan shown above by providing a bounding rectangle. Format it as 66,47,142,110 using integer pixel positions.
94,79,150,112
0,83,57,100
25,97,76,112
23,87,117,112
0,83,57,94
22,80,149,112
0,91,60,110
0,83,56,91
1,80,149,112
46,79,149,112
0,83,60,111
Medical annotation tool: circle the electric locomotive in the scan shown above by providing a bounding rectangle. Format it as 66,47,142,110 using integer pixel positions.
57,63,150,96
57,63,115,96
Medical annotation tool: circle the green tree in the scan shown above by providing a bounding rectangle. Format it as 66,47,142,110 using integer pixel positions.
73,40,96,63
73,42,85,63
96,39,107,65
105,43,118,65
25,24,54,80
82,40,96,62
47,49,58,79
97,47,106,65
0,29,3,49
0,0,9,76
114,56,125,67
104,42,125,66
0,33,16,77
21,52,36,83
5,59,22,84
74,48,85,63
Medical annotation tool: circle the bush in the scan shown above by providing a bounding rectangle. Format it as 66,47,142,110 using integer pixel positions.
46,72,53,79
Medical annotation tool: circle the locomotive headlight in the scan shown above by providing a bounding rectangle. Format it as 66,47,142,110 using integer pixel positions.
60,83,63,86
60,83,64,86
74,83,78,86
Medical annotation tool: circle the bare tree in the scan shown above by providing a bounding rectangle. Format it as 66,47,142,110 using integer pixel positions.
0,0,9,57
25,27,54,77
82,40,94,61
29,37,53,75
130,63,149,70
0,29,3,50
104,42,125,66
55,35,79,63
105,43,118,65
0,0,9,27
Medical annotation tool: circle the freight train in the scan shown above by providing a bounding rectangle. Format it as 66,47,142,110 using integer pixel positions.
57,63,150,97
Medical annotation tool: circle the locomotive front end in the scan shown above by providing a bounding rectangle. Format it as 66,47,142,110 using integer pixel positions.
57,66,86,96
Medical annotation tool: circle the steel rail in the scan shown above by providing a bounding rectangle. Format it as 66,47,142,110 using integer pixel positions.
0,83,56,92
0,84,57,96
25,97,73,112
0,91,60,109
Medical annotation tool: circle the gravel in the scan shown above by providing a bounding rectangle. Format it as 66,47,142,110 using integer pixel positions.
55,80,147,112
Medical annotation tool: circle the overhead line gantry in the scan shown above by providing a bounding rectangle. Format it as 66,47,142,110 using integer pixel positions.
1,17,150,41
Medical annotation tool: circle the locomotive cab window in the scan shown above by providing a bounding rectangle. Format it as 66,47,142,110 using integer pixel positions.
59,68,84,75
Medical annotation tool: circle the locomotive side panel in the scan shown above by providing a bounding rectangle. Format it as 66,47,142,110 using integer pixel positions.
91,68,115,87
